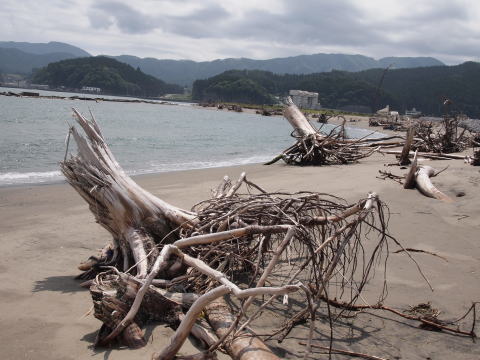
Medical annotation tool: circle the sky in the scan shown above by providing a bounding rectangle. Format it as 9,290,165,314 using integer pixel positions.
1,0,479,64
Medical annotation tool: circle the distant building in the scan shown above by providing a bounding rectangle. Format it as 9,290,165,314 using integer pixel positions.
405,107,422,118
81,86,101,93
289,90,321,109
29,84,49,90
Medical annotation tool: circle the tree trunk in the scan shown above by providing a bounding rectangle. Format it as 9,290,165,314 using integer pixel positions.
62,109,196,277
205,297,280,360
399,127,415,165
283,97,320,139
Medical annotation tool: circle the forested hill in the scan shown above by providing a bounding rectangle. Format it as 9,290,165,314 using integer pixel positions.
355,62,480,117
32,56,183,97
192,62,480,117
113,54,443,86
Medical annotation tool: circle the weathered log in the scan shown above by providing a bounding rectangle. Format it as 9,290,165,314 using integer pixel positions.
415,166,453,202
403,151,453,202
403,151,418,189
283,97,320,139
90,272,181,348
399,127,415,165
205,297,280,360
381,149,466,161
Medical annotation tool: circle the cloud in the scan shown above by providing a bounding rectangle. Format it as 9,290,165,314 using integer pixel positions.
88,0,230,36
1,0,479,64
224,0,382,46
89,1,157,34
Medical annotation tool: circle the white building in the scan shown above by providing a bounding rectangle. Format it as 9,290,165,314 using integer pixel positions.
81,86,101,93
289,90,321,109
405,107,422,117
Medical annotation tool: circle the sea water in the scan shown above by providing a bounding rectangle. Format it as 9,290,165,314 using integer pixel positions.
0,88,385,186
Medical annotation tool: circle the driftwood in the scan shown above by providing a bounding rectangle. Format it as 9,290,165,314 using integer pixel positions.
412,115,473,153
380,149,466,161
398,126,415,165
62,109,473,359
266,98,389,166
403,151,453,202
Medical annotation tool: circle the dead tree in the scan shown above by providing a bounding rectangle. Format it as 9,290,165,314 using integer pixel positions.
266,98,400,166
62,109,473,359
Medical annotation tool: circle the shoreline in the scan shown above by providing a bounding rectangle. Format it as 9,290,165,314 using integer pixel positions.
0,162,269,189
0,106,390,188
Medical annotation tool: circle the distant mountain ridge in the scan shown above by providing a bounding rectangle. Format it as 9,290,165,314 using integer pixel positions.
0,48,81,74
112,53,444,86
0,41,445,86
0,41,91,75
0,41,90,57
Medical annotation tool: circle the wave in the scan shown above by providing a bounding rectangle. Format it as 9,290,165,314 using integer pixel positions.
0,171,63,185
129,154,275,175
0,154,274,186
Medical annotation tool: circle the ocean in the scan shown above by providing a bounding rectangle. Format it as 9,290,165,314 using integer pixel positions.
0,88,384,186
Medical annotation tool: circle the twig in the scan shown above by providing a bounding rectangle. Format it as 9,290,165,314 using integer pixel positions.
393,248,448,262
298,342,388,360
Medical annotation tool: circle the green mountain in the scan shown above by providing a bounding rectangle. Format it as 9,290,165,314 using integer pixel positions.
32,56,182,97
113,53,444,86
0,41,90,57
355,61,480,117
192,62,480,118
0,40,444,86
378,57,442,68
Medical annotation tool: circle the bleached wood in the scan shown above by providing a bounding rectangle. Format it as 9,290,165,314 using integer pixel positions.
381,149,466,161
154,245,300,360
154,285,231,360
403,150,418,189
100,244,176,344
283,97,321,138
415,166,454,202
399,127,415,165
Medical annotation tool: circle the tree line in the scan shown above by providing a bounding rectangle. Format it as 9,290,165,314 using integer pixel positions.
192,62,480,117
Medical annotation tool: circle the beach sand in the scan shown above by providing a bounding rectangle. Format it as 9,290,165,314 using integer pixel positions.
1,153,479,359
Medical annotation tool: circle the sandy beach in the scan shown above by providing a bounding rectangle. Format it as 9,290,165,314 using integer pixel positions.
1,151,479,359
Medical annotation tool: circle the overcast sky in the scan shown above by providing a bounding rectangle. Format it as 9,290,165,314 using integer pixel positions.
1,0,478,64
